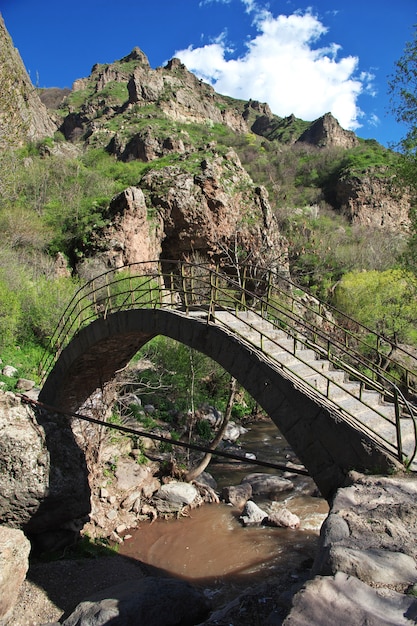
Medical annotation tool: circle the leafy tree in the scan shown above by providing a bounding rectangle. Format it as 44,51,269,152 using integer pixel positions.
388,24,417,156
333,269,417,344
388,24,417,274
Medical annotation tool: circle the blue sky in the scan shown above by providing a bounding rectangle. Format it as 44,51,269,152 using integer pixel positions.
1,0,416,147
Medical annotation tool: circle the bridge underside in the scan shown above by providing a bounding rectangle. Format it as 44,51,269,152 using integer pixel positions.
39,308,400,501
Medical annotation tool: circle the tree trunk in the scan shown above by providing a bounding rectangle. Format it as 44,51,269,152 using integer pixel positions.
185,377,237,482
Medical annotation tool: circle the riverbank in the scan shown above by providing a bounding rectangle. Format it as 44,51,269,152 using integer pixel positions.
10,471,417,625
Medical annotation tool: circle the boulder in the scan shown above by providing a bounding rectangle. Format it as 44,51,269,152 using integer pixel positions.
322,546,417,586
223,421,248,443
62,576,211,626
221,483,252,509
115,459,158,492
241,472,293,498
239,500,267,526
15,378,35,392
266,507,300,529
0,391,90,535
1,366,17,378
154,482,198,506
283,572,417,626
0,526,30,625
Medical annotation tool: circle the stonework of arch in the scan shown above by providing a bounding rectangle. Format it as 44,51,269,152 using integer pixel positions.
39,308,399,501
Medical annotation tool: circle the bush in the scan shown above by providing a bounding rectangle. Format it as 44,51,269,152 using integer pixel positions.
0,277,21,349
333,269,417,344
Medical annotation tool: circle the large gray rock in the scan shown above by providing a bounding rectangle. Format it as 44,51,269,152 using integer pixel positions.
241,472,293,498
0,526,30,625
222,483,252,509
266,506,300,529
155,482,198,505
283,572,417,626
62,576,211,626
239,500,267,526
115,458,159,492
321,546,417,586
0,392,90,535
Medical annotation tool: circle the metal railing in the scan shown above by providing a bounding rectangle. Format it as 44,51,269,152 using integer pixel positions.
39,260,417,467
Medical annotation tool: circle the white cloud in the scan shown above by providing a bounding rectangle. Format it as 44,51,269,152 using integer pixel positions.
175,7,367,130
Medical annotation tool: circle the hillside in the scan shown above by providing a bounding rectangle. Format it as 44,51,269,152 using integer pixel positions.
0,13,414,378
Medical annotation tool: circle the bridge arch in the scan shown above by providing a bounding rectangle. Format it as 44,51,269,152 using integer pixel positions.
39,307,399,500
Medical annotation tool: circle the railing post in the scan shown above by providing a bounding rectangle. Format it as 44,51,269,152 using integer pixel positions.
240,265,247,309
181,263,189,311
158,260,164,307
394,387,403,463
208,266,217,322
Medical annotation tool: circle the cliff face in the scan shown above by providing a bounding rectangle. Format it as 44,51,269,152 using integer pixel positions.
334,173,410,230
77,148,289,278
297,113,359,149
0,15,56,148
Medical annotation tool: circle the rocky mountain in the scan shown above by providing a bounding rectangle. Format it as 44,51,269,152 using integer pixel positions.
56,47,359,155
0,14,410,278
0,15,56,148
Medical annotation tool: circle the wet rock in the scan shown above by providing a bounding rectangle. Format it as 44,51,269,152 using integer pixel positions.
241,472,293,498
222,483,252,509
0,526,30,624
239,500,267,526
266,507,300,529
62,576,211,626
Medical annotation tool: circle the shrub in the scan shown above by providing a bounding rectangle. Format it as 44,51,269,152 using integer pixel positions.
0,278,21,349
333,269,417,344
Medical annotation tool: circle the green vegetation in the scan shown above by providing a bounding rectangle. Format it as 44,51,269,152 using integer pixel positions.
333,269,417,343
388,24,417,277
1,39,416,392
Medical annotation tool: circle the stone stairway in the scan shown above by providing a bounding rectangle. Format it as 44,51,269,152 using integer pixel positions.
212,309,417,470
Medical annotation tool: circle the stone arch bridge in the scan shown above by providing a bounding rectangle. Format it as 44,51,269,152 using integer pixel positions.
39,261,417,500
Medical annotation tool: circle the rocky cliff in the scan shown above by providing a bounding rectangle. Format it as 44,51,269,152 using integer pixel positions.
297,112,359,149
0,15,56,148
334,172,410,230
77,147,289,277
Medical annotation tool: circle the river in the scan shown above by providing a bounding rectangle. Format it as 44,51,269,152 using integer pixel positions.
119,419,328,610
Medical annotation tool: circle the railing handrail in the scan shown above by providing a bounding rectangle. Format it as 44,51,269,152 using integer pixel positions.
38,259,417,467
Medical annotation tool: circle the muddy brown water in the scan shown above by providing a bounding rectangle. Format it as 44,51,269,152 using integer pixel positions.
119,420,328,604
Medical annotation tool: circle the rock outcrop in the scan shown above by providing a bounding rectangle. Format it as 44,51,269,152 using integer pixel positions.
0,391,90,537
297,113,359,149
77,148,289,274
334,172,410,230
284,473,417,625
77,185,163,276
0,15,56,148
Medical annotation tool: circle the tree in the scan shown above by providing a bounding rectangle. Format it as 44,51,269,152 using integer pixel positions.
388,24,417,156
388,24,417,274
